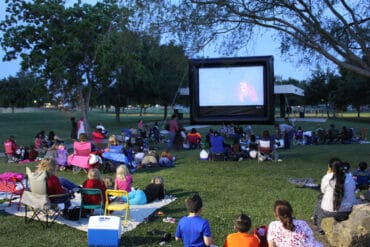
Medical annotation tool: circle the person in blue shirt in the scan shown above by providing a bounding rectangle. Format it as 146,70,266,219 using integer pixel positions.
209,131,230,160
176,194,213,247
353,161,370,190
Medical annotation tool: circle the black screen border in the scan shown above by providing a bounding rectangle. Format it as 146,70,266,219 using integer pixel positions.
189,56,275,125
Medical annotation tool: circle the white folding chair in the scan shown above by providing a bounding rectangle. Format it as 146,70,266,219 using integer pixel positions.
257,139,278,162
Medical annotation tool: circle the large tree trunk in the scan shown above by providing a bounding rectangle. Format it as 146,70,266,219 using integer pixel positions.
78,82,92,138
163,105,168,120
114,105,120,122
356,107,361,118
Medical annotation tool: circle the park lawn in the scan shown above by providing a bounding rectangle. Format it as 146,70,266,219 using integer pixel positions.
0,111,370,246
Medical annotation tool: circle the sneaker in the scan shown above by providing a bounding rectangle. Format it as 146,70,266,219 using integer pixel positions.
238,157,243,162
163,217,176,223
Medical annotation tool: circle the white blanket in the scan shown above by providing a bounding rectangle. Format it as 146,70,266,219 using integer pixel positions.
0,194,176,234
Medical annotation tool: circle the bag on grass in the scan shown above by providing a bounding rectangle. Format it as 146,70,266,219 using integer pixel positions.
63,207,80,221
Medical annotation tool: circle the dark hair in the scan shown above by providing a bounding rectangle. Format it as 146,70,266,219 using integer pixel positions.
342,162,350,173
274,200,295,231
359,161,368,171
185,194,203,213
328,157,341,170
262,130,269,139
331,160,345,210
234,213,252,232
191,128,196,133
250,134,257,142
79,133,88,142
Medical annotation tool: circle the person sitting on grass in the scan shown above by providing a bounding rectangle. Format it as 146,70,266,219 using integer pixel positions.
268,200,323,247
353,161,370,190
175,194,213,247
123,176,164,205
313,158,357,234
209,131,230,160
187,128,202,149
158,151,175,167
114,165,132,192
223,213,259,247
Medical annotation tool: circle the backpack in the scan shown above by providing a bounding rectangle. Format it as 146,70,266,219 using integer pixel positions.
254,225,268,247
63,207,80,221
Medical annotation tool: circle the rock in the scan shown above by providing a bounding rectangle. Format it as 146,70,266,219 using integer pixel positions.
321,203,370,247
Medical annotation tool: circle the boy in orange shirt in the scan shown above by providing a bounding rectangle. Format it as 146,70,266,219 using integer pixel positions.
223,213,260,247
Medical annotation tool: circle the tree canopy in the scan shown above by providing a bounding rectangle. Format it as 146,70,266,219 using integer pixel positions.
139,0,370,78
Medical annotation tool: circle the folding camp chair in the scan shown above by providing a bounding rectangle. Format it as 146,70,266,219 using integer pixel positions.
104,189,130,227
0,174,26,210
68,141,91,174
22,167,70,228
258,139,278,163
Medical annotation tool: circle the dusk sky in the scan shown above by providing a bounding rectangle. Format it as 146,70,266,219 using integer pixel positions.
0,0,320,81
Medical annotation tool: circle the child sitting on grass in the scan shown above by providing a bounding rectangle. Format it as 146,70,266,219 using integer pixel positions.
175,194,213,246
114,165,132,192
353,161,370,190
223,213,260,247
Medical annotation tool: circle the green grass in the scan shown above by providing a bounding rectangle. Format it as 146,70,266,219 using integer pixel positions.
1,111,370,246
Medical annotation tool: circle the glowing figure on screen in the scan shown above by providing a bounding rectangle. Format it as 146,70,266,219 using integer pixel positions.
238,81,258,103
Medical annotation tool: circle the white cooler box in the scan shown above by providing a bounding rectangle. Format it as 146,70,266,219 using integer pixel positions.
88,216,122,247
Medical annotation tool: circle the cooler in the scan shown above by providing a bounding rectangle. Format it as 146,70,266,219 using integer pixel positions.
88,216,122,247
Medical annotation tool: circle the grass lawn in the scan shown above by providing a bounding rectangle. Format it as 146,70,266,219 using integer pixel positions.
1,111,370,246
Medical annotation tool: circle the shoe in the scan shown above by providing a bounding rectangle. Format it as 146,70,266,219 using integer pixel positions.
163,217,176,223
161,232,171,242
238,157,243,162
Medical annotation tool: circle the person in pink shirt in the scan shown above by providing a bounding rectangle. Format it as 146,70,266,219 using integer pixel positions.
166,114,179,151
114,165,132,192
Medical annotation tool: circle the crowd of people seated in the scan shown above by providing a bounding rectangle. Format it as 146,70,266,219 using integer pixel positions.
3,115,370,246
296,123,360,145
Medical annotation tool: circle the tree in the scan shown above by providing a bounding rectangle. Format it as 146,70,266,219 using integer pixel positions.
146,41,188,119
303,68,341,118
0,0,124,136
0,72,48,112
338,66,370,117
136,0,370,78
95,28,148,122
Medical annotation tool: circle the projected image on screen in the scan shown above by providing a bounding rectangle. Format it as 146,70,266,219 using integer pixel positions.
199,66,264,106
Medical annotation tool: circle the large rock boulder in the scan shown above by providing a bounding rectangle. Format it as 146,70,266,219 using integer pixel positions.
321,203,370,247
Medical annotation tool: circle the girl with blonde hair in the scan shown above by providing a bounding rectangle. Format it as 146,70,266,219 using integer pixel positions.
36,158,72,212
114,165,132,192
82,168,107,206
107,135,119,149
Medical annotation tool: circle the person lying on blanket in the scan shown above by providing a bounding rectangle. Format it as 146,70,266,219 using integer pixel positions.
122,176,164,205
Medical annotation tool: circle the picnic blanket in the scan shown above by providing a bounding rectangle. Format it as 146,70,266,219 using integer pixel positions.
0,193,176,234
288,177,320,189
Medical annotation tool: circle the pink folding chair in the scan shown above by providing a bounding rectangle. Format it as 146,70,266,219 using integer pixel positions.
67,141,91,174
4,141,15,162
